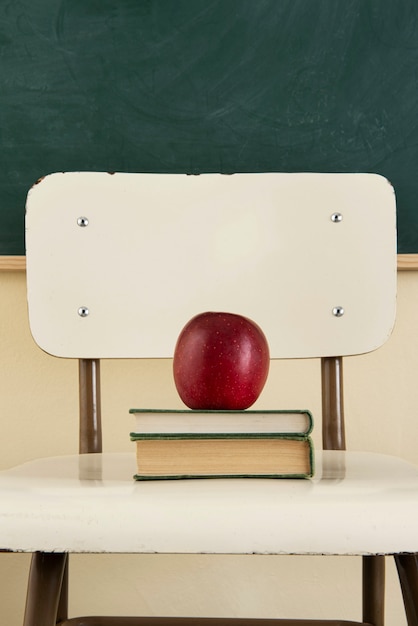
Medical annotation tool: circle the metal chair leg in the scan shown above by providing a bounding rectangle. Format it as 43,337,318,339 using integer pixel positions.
362,555,385,626
395,553,418,626
23,551,68,626
57,554,69,623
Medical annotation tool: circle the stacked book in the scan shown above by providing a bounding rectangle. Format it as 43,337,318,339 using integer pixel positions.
130,409,314,480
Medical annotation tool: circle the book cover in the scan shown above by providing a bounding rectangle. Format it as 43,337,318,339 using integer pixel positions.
129,408,313,436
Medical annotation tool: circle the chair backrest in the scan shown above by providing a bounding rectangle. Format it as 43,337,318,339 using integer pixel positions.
25,172,397,453
26,172,396,361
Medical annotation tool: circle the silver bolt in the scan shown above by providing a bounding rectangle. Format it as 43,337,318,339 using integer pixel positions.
77,217,89,227
331,213,343,223
332,306,345,317
78,307,89,317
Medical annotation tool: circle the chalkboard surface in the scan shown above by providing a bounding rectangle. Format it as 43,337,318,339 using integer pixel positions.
1,0,418,255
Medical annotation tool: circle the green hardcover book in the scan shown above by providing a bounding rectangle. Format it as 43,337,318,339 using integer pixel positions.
129,408,313,437
130,432,314,481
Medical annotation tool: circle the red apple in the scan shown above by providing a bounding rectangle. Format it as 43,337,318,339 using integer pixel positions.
173,312,270,410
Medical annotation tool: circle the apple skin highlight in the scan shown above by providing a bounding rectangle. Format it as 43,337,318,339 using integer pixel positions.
173,312,270,410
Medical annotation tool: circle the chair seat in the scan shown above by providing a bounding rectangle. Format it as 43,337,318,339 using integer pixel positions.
1,450,417,556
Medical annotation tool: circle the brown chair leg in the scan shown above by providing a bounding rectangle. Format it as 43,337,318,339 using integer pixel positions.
23,551,68,626
362,555,385,626
395,553,418,626
57,554,69,622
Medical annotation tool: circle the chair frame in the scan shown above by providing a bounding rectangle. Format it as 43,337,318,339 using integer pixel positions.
21,356,418,626
17,170,416,625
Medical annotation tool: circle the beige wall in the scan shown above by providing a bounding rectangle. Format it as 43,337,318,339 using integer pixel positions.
1,269,418,624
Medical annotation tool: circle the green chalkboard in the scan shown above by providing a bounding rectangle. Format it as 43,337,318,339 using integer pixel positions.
1,0,418,254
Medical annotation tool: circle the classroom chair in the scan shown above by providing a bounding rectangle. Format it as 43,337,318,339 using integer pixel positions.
1,172,418,626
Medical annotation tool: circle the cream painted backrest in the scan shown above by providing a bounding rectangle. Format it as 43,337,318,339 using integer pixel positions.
26,172,396,361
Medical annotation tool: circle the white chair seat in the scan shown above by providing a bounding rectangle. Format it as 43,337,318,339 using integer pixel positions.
1,450,418,556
